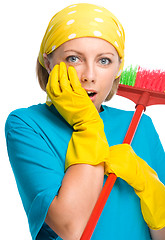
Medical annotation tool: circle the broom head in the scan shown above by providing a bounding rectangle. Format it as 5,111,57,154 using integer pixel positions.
117,66,165,108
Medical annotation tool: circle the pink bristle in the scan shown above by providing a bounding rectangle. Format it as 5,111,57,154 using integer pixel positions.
135,66,165,92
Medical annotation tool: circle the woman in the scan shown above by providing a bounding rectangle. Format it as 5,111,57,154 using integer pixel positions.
5,3,165,240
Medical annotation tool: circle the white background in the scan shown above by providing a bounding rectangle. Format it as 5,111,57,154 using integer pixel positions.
0,0,165,239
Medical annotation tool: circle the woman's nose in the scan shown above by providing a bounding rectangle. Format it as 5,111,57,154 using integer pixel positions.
80,64,96,84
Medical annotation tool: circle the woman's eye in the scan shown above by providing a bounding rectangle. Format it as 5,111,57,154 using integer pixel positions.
99,58,111,65
66,56,79,63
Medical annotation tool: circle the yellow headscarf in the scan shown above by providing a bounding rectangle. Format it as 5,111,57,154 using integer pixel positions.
38,3,125,77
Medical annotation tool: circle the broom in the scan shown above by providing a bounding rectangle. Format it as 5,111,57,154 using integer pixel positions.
80,65,165,240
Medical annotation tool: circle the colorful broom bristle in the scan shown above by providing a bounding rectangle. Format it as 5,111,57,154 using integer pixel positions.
135,67,165,92
120,65,138,87
120,65,165,92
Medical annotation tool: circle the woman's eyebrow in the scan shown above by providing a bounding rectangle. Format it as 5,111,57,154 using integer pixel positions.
64,50,115,56
97,52,115,57
64,49,83,55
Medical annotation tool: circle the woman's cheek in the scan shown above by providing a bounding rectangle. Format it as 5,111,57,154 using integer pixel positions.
72,65,83,81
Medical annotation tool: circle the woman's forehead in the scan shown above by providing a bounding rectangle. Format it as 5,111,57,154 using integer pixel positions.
56,37,119,56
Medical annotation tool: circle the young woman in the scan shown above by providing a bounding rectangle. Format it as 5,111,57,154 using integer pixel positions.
5,3,165,240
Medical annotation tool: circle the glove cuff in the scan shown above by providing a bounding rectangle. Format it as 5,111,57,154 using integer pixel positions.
65,128,110,173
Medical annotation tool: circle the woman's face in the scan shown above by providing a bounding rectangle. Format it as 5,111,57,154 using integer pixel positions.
44,37,120,112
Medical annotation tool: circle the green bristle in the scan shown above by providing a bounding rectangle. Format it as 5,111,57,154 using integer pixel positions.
120,65,138,86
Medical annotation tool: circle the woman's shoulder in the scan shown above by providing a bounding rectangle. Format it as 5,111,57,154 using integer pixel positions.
5,104,46,129
101,104,152,126
7,103,48,117
5,103,68,135
101,104,159,147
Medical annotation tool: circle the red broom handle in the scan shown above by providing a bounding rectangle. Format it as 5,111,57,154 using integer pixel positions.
80,104,145,240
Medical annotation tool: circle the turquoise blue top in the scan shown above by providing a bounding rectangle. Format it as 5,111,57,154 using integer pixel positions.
5,104,165,240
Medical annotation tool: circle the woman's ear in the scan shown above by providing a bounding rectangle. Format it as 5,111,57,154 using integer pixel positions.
43,53,51,74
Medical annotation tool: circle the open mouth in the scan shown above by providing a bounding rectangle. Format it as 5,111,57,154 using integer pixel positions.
87,91,96,97
86,91,97,98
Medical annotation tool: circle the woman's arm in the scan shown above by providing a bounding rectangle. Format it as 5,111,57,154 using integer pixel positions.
45,163,104,240
45,62,109,239
150,227,165,240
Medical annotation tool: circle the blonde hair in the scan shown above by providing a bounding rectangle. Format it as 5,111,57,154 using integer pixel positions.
36,58,120,101
36,59,48,91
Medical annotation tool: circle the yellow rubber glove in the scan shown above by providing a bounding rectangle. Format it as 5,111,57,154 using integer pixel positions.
107,143,165,230
46,62,110,172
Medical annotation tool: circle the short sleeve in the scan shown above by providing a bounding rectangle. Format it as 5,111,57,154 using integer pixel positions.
133,114,165,185
5,114,64,239
147,117,165,184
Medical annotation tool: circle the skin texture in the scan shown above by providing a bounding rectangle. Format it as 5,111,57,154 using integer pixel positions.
43,37,165,239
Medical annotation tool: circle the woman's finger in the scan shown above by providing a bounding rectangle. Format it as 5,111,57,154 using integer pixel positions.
59,62,71,91
68,66,85,94
49,64,61,96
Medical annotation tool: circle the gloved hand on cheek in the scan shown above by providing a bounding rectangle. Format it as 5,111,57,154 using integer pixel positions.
46,62,110,173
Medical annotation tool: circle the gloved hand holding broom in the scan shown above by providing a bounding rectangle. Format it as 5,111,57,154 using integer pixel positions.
107,143,165,230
